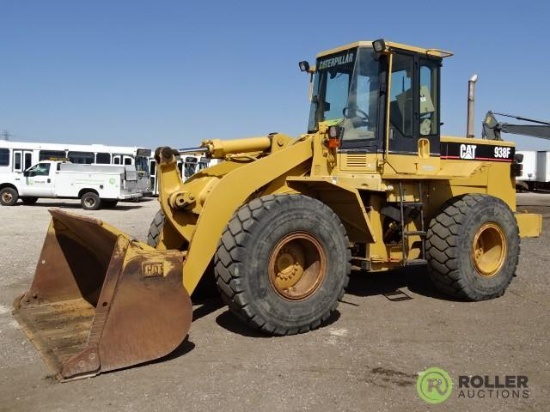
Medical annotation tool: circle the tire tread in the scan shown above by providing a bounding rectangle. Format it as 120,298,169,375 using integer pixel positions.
215,194,351,336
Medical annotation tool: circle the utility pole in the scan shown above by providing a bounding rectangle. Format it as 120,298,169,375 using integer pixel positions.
2,130,10,140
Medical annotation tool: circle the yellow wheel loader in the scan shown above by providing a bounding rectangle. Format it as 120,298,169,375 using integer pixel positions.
13,39,542,381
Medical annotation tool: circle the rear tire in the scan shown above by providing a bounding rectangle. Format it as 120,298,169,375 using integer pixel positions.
81,192,101,210
426,194,519,301
0,187,19,206
21,197,38,205
215,194,351,335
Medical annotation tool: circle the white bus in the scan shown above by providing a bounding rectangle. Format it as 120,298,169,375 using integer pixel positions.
148,154,214,195
0,140,153,195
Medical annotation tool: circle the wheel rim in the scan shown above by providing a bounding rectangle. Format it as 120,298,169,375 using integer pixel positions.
2,192,13,204
472,223,507,277
268,232,327,300
84,197,95,208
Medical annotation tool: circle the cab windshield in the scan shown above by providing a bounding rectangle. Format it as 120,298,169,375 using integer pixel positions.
307,47,381,148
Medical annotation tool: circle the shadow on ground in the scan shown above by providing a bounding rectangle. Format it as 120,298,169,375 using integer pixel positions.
214,308,341,337
345,266,461,302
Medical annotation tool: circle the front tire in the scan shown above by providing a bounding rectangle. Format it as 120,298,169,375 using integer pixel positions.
147,210,165,247
0,187,19,206
215,194,351,335
81,192,101,210
146,210,217,298
426,194,520,301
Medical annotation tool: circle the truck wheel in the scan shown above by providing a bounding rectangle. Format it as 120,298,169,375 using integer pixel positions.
81,192,101,210
0,187,19,206
21,197,38,205
215,194,351,335
426,194,520,301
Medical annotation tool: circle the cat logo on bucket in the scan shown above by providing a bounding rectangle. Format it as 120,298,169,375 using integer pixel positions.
142,262,164,277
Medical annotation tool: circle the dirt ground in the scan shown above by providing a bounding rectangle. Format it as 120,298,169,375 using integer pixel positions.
0,194,548,412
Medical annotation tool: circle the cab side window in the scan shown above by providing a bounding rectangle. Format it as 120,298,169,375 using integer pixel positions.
28,163,51,176
390,54,414,138
419,62,439,136
37,163,50,176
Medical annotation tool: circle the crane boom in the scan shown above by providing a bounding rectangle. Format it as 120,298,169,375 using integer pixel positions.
482,111,550,140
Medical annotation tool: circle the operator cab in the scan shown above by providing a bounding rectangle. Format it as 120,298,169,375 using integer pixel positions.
302,39,452,164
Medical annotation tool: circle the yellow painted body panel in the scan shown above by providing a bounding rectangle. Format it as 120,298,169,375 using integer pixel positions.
152,129,541,280
515,212,543,238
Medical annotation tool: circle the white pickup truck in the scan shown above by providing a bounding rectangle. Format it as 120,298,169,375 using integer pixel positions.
0,160,142,209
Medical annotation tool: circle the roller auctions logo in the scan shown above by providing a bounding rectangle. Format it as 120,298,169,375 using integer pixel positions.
417,367,531,404
417,367,453,404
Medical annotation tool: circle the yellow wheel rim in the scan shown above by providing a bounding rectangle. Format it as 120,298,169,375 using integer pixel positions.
472,223,507,277
268,232,326,300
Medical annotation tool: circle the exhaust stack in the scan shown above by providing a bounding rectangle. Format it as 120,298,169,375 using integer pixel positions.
467,74,478,138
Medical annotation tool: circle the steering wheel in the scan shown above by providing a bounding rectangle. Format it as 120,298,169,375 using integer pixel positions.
343,107,369,128
343,106,369,121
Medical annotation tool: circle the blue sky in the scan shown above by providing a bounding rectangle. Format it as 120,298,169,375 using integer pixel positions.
1,0,549,150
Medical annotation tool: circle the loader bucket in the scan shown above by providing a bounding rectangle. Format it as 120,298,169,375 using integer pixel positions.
12,209,192,382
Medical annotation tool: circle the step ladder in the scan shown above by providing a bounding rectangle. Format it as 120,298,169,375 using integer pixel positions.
398,181,427,266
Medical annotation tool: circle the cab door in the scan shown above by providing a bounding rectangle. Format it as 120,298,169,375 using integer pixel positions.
23,163,56,196
383,52,441,176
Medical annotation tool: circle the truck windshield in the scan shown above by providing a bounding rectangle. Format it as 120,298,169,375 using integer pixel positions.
307,46,381,147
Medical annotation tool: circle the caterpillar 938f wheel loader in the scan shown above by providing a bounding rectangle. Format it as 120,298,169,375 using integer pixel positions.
13,39,542,381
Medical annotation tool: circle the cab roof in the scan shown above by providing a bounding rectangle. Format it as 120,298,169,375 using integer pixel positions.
317,40,453,59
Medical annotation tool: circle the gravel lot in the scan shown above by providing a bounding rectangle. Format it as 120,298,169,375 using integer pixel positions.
0,193,548,412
